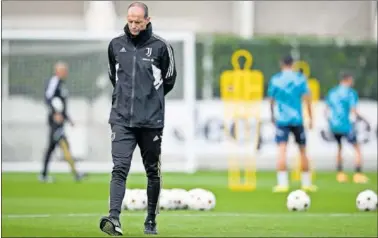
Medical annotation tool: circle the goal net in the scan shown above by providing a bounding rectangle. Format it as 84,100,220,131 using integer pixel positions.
1,30,196,173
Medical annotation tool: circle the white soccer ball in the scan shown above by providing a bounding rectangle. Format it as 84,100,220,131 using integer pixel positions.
286,190,311,211
356,190,377,211
170,188,190,210
125,189,147,211
206,190,216,210
188,188,216,211
51,97,64,112
188,188,208,199
122,188,132,210
187,188,205,209
159,189,176,210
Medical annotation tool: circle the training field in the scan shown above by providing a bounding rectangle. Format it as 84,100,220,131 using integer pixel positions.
2,171,377,237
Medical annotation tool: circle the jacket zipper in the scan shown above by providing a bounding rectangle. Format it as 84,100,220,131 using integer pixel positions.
130,47,137,127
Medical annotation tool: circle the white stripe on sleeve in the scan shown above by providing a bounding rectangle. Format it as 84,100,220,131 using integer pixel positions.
45,76,59,99
115,63,119,82
152,34,175,78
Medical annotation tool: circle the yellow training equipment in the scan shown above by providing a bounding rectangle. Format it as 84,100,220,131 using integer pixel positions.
220,49,264,191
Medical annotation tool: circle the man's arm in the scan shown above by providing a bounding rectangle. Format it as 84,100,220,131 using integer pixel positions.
46,79,73,125
46,83,64,124
267,78,276,123
303,94,313,125
349,90,367,122
301,79,313,128
45,77,60,114
108,41,116,88
351,108,365,120
160,44,177,96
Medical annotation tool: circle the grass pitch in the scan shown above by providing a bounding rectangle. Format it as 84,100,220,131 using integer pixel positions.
2,171,377,237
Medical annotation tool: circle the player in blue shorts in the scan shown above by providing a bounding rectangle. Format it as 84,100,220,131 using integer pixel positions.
325,72,369,184
268,55,317,193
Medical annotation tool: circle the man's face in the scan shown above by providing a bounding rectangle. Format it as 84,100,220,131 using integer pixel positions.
346,77,354,86
342,76,354,87
57,66,68,79
127,6,150,36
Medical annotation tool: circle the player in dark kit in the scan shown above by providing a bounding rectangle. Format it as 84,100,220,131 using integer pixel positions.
40,62,85,183
99,2,177,236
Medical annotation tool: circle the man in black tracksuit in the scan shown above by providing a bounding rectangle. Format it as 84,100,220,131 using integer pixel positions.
99,2,177,236
41,62,85,182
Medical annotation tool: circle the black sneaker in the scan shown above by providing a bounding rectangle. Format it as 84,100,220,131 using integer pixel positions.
99,216,123,236
144,220,157,235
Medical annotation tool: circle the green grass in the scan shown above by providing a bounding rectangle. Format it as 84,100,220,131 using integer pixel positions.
2,171,377,237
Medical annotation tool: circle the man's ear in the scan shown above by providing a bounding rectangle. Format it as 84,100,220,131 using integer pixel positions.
145,17,151,24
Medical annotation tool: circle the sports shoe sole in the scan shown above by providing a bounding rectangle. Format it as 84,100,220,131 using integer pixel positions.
100,218,123,236
144,229,158,235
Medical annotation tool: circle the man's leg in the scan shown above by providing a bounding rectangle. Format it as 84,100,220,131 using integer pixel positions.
40,125,57,182
273,126,289,192
333,134,348,182
294,126,317,192
100,125,137,236
137,128,163,234
348,131,369,184
59,136,85,181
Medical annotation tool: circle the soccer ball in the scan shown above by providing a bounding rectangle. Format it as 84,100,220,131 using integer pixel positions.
159,189,176,210
170,188,190,210
188,188,216,211
356,190,377,211
121,188,132,210
125,189,147,211
51,97,64,112
286,190,311,211
188,188,208,200
187,188,206,209
206,190,216,210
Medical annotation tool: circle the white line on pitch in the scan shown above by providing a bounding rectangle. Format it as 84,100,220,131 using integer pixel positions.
3,212,376,219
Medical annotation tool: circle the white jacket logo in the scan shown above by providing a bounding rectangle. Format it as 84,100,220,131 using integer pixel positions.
152,64,163,90
146,48,152,57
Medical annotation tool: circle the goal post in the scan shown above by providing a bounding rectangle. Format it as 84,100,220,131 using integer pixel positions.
1,29,197,174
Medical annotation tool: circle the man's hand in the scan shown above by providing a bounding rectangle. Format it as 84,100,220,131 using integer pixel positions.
53,113,64,124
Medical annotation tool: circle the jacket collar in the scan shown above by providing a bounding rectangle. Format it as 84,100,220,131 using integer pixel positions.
124,22,153,46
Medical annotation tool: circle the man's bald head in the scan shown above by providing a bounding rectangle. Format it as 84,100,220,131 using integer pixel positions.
54,61,68,79
128,1,149,18
127,2,150,36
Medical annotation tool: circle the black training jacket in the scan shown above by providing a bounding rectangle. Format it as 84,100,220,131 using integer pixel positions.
44,76,72,125
107,22,177,128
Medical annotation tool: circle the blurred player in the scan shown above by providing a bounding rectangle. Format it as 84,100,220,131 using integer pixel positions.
325,72,369,184
40,62,85,183
268,55,317,193
99,2,176,236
